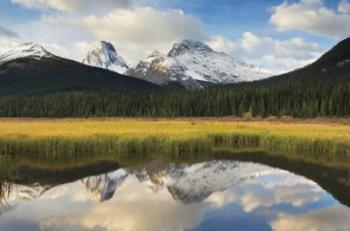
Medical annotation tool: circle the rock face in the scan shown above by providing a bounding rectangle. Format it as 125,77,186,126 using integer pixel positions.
82,41,129,74
0,42,55,65
127,39,271,89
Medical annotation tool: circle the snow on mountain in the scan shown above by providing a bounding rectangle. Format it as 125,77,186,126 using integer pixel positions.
0,42,54,65
127,39,271,89
126,50,202,89
168,39,271,83
82,41,129,74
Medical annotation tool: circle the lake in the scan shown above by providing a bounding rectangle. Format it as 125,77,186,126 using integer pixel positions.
0,152,350,231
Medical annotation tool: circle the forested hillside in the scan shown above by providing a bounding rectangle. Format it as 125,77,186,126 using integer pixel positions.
0,55,161,96
0,38,349,118
0,82,349,118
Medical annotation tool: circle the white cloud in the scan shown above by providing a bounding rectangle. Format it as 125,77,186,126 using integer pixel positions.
11,0,133,12
0,38,20,54
0,26,18,38
207,32,324,74
3,0,330,74
207,36,238,54
44,7,205,63
270,0,350,39
339,0,350,13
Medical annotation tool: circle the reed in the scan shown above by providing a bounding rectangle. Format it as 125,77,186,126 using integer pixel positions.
0,119,350,159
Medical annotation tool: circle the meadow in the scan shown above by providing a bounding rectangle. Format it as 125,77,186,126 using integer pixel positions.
0,118,350,163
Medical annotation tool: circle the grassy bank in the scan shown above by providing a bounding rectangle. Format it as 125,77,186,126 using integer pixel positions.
0,118,350,159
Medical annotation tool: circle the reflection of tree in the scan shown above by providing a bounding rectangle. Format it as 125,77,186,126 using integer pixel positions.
0,182,11,210
0,155,14,213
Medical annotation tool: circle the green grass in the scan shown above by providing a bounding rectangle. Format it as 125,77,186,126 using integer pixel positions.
0,119,350,161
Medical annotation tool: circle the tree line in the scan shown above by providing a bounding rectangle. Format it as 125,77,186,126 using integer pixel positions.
0,82,349,118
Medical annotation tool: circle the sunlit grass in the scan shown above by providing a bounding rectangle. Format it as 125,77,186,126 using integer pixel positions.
0,118,350,157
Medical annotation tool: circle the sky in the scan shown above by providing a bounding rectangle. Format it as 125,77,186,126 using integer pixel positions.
0,0,349,73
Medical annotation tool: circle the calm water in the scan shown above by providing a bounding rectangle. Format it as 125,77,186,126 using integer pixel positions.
1,154,350,231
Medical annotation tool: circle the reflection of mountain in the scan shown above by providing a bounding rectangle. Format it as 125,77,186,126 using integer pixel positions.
166,161,269,203
0,183,49,214
81,169,128,202
5,158,350,209
81,160,270,203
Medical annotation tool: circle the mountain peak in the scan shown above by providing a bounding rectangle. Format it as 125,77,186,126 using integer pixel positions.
147,50,164,59
82,41,129,74
93,41,117,52
0,42,53,64
168,39,213,57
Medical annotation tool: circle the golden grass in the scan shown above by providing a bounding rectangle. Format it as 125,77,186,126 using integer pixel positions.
0,118,350,157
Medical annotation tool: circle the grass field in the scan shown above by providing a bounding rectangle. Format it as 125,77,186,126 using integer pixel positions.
0,118,350,161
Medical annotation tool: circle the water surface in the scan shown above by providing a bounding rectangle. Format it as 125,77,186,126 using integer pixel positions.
1,155,350,231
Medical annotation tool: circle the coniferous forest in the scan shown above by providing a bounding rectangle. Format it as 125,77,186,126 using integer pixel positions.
0,82,349,118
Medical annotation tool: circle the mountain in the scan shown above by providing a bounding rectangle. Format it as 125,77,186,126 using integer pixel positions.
256,37,350,86
126,50,202,90
0,42,161,96
82,41,129,74
127,39,271,89
0,42,54,64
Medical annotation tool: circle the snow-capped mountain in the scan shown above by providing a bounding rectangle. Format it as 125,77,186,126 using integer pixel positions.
126,50,202,90
168,40,270,83
0,42,54,65
0,42,160,96
127,39,271,89
82,41,129,74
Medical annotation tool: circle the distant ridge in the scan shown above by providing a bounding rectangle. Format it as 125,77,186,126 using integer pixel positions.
256,37,350,86
0,43,161,96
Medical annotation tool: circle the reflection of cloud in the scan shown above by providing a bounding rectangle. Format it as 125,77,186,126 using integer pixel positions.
207,190,237,208
271,205,350,231
206,170,324,213
240,184,324,213
40,177,206,231
41,201,204,231
0,160,344,231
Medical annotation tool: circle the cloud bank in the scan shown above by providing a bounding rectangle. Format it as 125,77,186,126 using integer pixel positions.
270,0,350,39
208,32,324,74
11,0,133,12
0,26,18,38
2,0,343,73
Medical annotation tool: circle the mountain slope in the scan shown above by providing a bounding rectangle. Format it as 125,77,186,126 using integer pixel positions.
0,43,161,96
0,42,54,64
168,40,270,83
126,50,202,90
256,37,350,86
82,41,129,74
127,40,271,89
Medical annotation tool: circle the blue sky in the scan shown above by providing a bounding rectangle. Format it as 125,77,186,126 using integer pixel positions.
0,0,349,73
